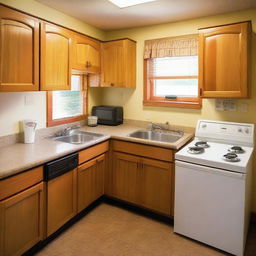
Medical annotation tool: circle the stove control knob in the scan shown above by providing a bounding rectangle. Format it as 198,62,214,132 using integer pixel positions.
238,128,242,133
202,124,207,128
244,128,249,134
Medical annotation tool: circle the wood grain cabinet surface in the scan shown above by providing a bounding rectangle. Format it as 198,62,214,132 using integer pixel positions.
77,154,105,212
0,5,39,92
0,182,44,256
46,169,77,237
109,141,174,216
199,21,251,98
72,33,101,73
40,22,73,91
101,39,136,88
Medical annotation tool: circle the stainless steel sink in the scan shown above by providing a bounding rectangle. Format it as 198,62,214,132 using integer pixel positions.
53,130,104,144
128,130,182,143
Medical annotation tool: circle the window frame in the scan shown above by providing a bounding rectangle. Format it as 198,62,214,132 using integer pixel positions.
143,58,202,109
46,74,88,127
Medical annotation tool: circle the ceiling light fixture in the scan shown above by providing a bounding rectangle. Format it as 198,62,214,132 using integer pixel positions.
108,0,156,8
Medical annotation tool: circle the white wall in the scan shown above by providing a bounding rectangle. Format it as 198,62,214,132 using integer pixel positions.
0,92,46,136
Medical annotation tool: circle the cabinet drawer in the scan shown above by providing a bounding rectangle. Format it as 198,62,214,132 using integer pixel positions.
112,140,173,162
79,141,109,164
0,166,43,201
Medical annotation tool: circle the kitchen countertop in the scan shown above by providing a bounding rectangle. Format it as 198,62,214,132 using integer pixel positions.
0,122,194,180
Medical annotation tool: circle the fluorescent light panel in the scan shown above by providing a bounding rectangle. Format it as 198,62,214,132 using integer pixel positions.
108,0,156,8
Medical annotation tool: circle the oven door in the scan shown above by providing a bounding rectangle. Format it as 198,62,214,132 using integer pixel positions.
174,160,246,256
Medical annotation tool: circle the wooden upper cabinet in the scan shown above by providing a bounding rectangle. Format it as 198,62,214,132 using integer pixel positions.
199,22,250,98
40,22,72,91
101,39,136,88
72,33,100,73
0,5,39,92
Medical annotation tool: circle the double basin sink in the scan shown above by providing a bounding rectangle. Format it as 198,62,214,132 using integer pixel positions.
52,128,183,145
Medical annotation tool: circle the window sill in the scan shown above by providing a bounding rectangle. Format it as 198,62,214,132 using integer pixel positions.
143,100,202,109
47,115,86,127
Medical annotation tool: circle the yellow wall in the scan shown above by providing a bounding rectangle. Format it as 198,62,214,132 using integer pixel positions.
103,8,256,212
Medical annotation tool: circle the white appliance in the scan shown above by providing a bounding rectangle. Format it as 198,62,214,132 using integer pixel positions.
174,120,254,256
23,119,37,143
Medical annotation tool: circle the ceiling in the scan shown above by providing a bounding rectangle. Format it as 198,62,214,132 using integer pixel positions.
36,0,256,31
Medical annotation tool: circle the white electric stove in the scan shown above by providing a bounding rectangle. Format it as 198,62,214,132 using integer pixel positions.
174,120,254,256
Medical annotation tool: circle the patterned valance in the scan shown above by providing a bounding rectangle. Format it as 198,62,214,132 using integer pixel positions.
144,35,198,59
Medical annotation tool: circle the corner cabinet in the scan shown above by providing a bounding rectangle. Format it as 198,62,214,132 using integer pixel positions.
0,5,39,92
199,22,250,98
109,140,174,216
40,22,73,91
72,33,101,73
101,39,136,88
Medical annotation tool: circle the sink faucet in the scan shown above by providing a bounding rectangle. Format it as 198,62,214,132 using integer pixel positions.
149,122,184,136
54,124,80,137
150,122,170,131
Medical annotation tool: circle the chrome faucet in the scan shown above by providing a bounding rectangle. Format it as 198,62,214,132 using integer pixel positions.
150,122,170,131
149,122,184,136
54,124,80,137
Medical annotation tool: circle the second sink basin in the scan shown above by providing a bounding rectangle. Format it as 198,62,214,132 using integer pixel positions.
128,130,182,143
54,131,104,144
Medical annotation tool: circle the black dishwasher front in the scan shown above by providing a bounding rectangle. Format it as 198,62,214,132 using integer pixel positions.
44,152,78,181
44,152,78,237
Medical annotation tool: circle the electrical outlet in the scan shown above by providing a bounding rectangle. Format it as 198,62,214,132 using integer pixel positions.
240,103,248,112
216,99,237,112
223,100,236,111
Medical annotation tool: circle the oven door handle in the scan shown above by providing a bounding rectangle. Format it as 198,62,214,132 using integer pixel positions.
175,160,245,179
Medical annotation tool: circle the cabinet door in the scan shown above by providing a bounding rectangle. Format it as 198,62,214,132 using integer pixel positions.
77,154,105,212
101,40,124,87
0,182,44,256
41,22,72,90
111,152,141,204
199,22,250,98
47,169,77,236
73,34,100,73
141,158,173,216
0,6,39,92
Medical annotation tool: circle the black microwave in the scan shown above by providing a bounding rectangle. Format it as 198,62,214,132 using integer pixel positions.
92,106,123,126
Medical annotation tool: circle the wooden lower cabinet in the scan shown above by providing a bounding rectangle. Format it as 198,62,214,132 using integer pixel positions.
110,152,173,216
77,154,105,212
0,182,44,256
141,158,173,215
111,152,141,205
47,169,77,237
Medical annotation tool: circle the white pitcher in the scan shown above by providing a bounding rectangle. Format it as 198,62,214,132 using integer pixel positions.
23,119,37,144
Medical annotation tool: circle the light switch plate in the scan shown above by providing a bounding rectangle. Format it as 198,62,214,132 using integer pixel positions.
24,95,34,106
215,99,224,111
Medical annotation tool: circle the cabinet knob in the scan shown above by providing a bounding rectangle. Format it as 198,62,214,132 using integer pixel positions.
110,83,114,87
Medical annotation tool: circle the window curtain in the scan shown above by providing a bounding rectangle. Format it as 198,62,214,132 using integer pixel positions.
144,35,198,59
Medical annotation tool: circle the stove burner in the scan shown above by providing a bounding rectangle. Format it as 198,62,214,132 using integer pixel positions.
195,141,210,148
223,153,240,162
187,146,205,154
228,146,245,154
